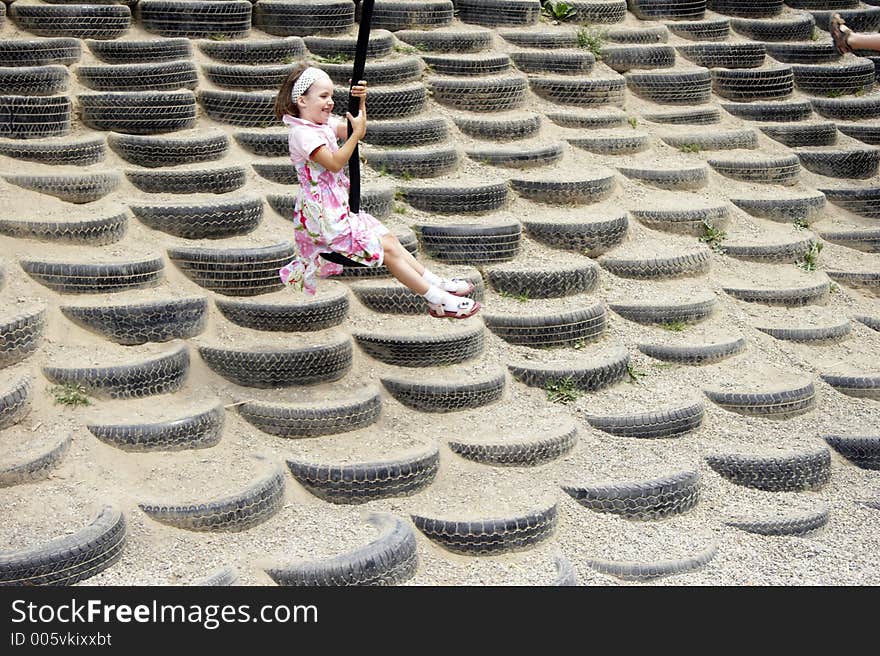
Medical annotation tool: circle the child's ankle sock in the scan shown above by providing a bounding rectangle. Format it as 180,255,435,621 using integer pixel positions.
421,269,443,287
422,285,447,306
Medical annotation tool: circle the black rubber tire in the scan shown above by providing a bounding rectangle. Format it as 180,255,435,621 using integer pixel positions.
825,270,880,294
0,307,45,370
726,507,830,536
836,121,880,146
364,117,449,147
77,61,198,92
86,37,192,64
729,14,815,41
411,504,557,555
167,242,295,296
107,131,229,168
354,326,484,367
608,297,716,324
704,380,817,417
197,37,305,65
710,66,794,101
509,49,593,75
238,387,381,438
364,146,460,178
586,543,718,581
201,62,290,90
265,513,418,585
642,106,721,124
10,4,131,39
507,347,629,392
79,90,197,134
455,0,541,27
0,95,71,139
723,237,815,263
563,470,701,520
666,18,730,41
453,113,541,140
617,165,709,190
139,467,285,532
810,7,880,33
428,75,527,112
401,182,509,214
791,60,875,95
0,376,32,430
855,315,880,332
3,172,119,204
467,142,564,167
0,432,71,489
565,0,628,24
332,82,426,120
483,304,606,348
511,172,617,204
321,57,423,87
137,0,252,39
380,369,506,412
0,136,106,166
599,45,676,73
133,195,261,240
757,321,851,342
708,0,783,17
660,128,758,151
818,228,880,253
197,89,274,127
723,281,829,306
215,290,348,332
0,38,80,67
818,185,880,218
125,166,245,194
414,221,520,264
448,423,578,466
303,30,394,59
87,404,224,452
630,0,707,20
498,28,577,49
0,506,126,586
485,261,599,298
762,40,838,64
730,190,825,222
252,0,353,37
759,122,838,147
707,154,801,184
43,344,189,399
605,24,670,43
824,435,880,470
60,297,208,345
600,250,711,279
821,373,880,400
630,204,728,235
677,42,765,68
0,212,127,246
0,65,68,96
194,567,238,586
794,147,880,179
366,0,454,31
586,401,705,439
706,448,831,491
287,449,439,504
625,69,712,104
638,336,747,365
810,94,880,120
20,256,164,294
529,75,626,106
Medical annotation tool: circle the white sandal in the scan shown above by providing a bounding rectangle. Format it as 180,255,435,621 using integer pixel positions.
428,298,481,319
443,278,475,297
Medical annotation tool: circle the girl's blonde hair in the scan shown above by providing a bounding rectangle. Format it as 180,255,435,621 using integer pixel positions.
274,61,313,120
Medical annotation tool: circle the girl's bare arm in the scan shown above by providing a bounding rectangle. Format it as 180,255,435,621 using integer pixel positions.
334,81,367,141
314,84,366,172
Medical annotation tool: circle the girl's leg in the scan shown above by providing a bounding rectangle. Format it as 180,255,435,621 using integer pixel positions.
846,31,880,51
381,233,428,294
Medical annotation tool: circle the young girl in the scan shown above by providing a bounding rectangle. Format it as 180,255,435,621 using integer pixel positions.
273,63,481,319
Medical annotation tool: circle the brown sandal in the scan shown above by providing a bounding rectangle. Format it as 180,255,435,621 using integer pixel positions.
831,13,853,55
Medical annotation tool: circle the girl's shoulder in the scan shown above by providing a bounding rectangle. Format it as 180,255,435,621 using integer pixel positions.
282,114,341,130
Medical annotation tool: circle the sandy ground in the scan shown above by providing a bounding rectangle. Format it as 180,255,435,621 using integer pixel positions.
1,9,879,586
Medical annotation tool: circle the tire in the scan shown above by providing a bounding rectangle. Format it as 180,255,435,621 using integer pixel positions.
821,373,880,400
366,0,454,31
0,306,45,369
810,93,880,120
522,214,628,255
562,470,701,519
60,297,208,345
252,0,353,37
498,28,577,49
401,182,509,214
726,507,830,536
10,4,131,39
707,154,801,184
793,147,880,179
483,304,606,347
411,505,557,555
629,0,706,21
303,30,394,59
855,315,880,332
638,336,747,365
710,66,794,101
77,61,198,91
0,65,68,96
197,37,305,65
0,136,106,166
810,7,880,33
617,164,709,190
364,117,449,147
707,0,783,17
139,467,285,532
449,422,578,466
87,404,224,452
455,0,541,27
286,449,439,503
0,433,70,489
380,368,506,412
756,320,851,342
625,69,712,104
396,27,492,52
677,43,766,69
453,112,541,140
825,270,880,295
824,435,880,470
3,172,120,203
566,0,628,24
265,513,418,585
511,172,617,204
600,250,711,279
215,288,348,332
529,75,626,106
730,14,815,41
321,57,423,86
414,221,521,263
167,241,295,296
354,326,484,367
0,375,32,430
332,82,426,120
507,346,629,392
723,236,814,263
762,40,838,64
107,130,229,167
729,190,826,222
568,133,649,155
608,296,716,324
818,228,880,253
704,380,816,417
79,90,197,134
642,106,721,124
599,45,676,73
630,203,729,235
125,165,245,194
605,24,670,43
818,185,880,218
836,121,880,145
86,37,192,64
759,122,838,147
705,448,831,491
791,59,875,95
586,400,705,439
428,75,527,112
197,89,274,127
138,0,252,39
485,261,599,297
0,506,125,586
586,543,717,581
238,386,380,438
43,344,189,399
660,129,758,151
666,18,730,41
0,95,71,139
364,146,460,178
509,49,593,75
0,38,80,67
0,213,127,246
468,142,564,168
194,567,238,586
723,280,829,305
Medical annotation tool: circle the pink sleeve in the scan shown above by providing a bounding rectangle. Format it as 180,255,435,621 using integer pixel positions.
288,125,329,164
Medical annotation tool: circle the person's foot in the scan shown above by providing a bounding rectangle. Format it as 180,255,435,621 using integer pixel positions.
831,13,853,55
441,278,475,297
428,296,481,319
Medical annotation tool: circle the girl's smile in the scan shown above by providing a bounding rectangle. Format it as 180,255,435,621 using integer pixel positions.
297,77,335,124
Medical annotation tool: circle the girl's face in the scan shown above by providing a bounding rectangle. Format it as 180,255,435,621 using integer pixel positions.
297,77,335,124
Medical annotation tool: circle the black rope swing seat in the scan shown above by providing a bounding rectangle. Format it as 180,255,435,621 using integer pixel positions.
318,0,375,269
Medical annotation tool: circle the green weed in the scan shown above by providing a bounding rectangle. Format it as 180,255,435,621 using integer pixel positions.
627,116,638,129
577,26,605,59
393,203,408,215
824,89,845,98
545,377,581,404
796,241,823,272
626,362,648,383
209,33,229,41
793,216,810,230
678,143,702,153
498,290,530,302
50,383,91,408
811,26,820,41
699,219,727,254
659,320,687,332
317,53,351,64
543,0,577,22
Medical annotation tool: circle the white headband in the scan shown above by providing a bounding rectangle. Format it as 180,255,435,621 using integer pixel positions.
291,67,329,103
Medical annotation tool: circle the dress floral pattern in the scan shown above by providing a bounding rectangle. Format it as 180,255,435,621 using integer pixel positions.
278,113,388,295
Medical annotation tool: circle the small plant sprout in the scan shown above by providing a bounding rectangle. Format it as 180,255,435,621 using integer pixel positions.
572,337,588,350
659,320,687,332
700,219,727,254
811,26,820,41
678,143,701,153
400,170,413,181
393,203,408,215
577,26,605,59
797,241,823,272
627,116,638,129
543,0,577,22
498,290,529,302
545,377,581,404
282,55,297,65
317,52,350,64
793,216,810,230
209,33,229,41
626,361,647,383
50,383,92,408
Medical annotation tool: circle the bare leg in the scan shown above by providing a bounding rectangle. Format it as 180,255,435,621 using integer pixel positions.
846,32,880,51
381,233,428,294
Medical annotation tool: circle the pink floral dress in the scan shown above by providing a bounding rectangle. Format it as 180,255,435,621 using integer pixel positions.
278,113,389,295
